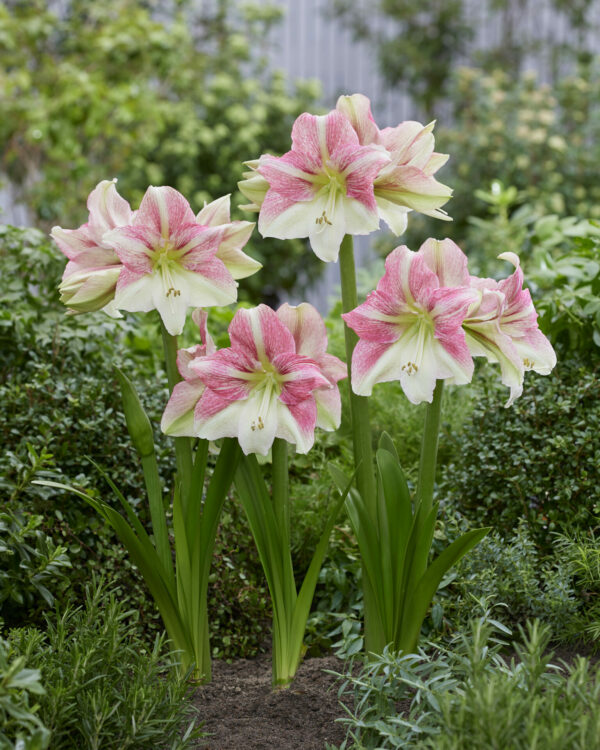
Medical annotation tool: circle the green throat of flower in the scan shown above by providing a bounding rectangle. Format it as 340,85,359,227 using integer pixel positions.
152,240,183,298
314,167,346,232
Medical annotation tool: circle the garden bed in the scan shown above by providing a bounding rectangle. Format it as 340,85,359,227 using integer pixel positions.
194,654,347,749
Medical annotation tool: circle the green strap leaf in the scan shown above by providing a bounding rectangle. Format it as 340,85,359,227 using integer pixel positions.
400,527,491,654
378,432,399,463
114,367,171,576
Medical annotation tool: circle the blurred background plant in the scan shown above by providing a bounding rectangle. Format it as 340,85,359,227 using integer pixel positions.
0,0,322,303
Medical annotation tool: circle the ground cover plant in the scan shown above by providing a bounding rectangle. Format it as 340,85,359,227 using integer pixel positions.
332,617,600,750
7,579,202,749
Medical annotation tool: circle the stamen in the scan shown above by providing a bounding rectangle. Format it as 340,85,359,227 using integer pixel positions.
523,357,535,368
401,361,419,376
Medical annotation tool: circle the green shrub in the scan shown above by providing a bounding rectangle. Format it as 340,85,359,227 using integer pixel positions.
441,63,600,241
334,618,600,750
0,636,50,750
437,354,600,548
208,497,270,660
435,522,579,637
0,506,71,629
8,580,201,750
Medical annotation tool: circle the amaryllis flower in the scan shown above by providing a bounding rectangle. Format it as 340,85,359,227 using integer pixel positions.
275,303,347,430
336,94,452,235
342,244,478,404
51,179,134,315
161,309,216,436
238,110,390,262
464,252,556,406
105,187,243,335
190,305,344,455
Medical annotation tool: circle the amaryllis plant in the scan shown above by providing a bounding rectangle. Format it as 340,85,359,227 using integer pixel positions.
42,183,261,681
41,90,556,690
243,94,556,655
162,302,349,685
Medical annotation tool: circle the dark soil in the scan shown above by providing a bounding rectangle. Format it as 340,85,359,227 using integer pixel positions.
193,653,349,750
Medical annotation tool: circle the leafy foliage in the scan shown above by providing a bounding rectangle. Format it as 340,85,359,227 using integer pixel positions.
334,618,600,749
329,0,472,119
439,64,600,243
208,498,270,660
435,522,580,637
436,354,600,549
0,0,322,301
7,580,201,749
0,507,71,628
0,636,50,750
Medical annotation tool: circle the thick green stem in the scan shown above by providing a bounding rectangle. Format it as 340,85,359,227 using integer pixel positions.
416,379,444,515
160,322,194,513
338,234,376,512
339,234,380,654
272,438,290,549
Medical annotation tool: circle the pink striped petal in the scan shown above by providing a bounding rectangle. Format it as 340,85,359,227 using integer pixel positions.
276,302,328,359
314,385,342,430
135,186,196,239
87,179,134,236
418,238,470,287
336,93,380,145
258,153,319,201
161,379,205,436
51,225,97,261
276,398,317,454
105,225,155,273
275,354,331,406
379,122,425,160
228,306,296,364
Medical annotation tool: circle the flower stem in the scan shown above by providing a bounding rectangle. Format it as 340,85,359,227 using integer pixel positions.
272,438,290,550
416,379,444,516
338,234,376,512
339,233,382,653
160,322,194,512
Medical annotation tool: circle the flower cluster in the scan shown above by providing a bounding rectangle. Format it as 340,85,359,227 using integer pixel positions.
238,93,451,262
343,238,556,406
162,303,346,455
52,182,260,335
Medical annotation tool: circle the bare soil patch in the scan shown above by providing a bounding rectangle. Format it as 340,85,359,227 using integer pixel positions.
193,653,348,750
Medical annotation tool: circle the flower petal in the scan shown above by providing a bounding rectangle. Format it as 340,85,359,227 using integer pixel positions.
135,186,196,239
336,93,380,146
229,305,296,364
161,380,205,436
196,194,231,226
87,179,134,236
418,238,470,287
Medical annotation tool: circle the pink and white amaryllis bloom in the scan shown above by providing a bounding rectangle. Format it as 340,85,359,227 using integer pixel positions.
104,186,244,335
336,94,452,235
239,110,390,262
342,244,478,404
160,309,216,436
51,179,134,315
464,252,556,406
189,305,344,455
